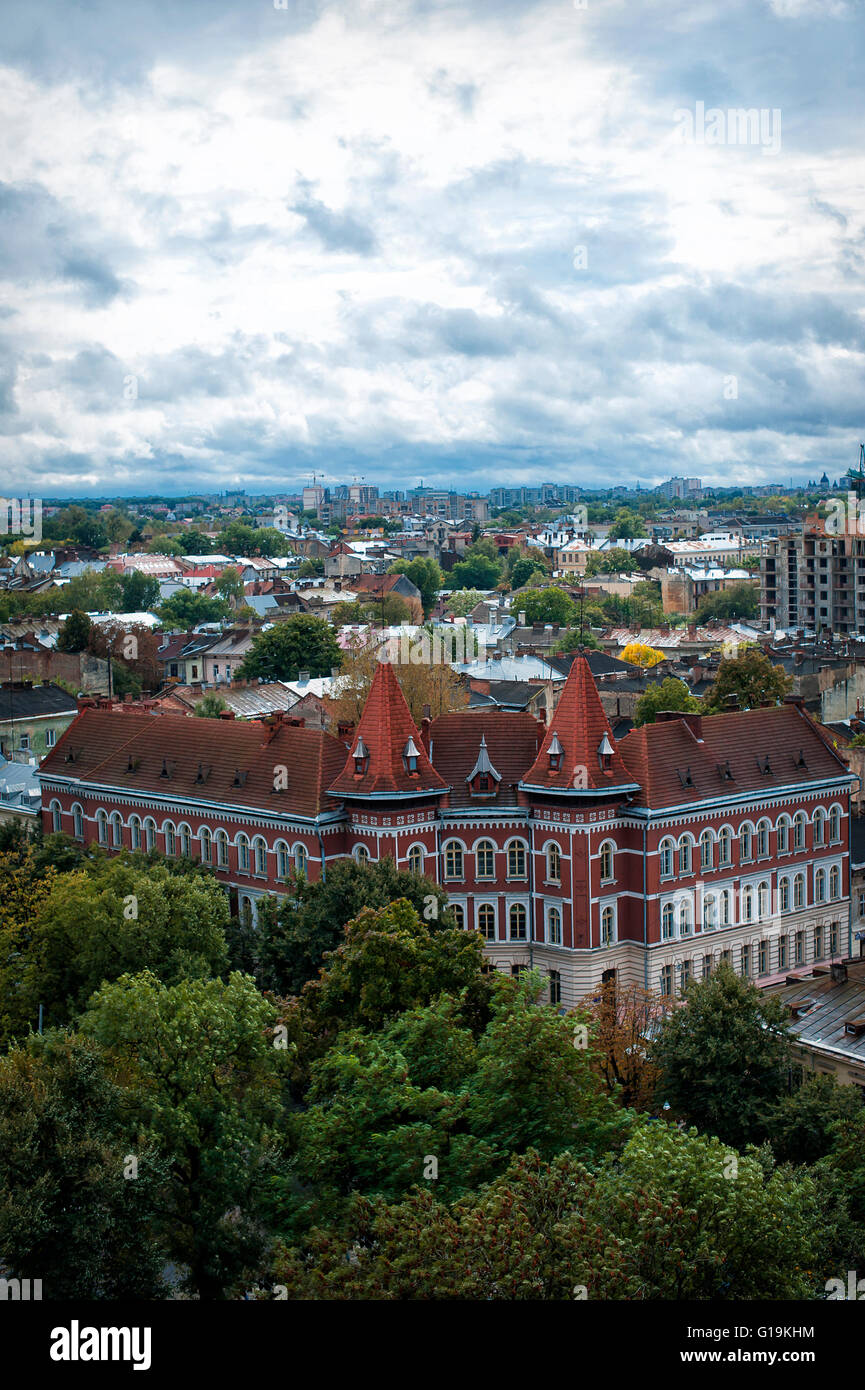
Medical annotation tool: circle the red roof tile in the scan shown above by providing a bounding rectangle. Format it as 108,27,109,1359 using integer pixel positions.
429,709,542,807
521,656,639,794
329,661,447,798
617,704,851,809
39,708,347,819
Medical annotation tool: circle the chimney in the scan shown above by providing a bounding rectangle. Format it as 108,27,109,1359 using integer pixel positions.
784,694,806,710
831,962,848,985
218,709,236,719
420,715,431,756
535,718,545,753
298,670,310,684
657,710,703,739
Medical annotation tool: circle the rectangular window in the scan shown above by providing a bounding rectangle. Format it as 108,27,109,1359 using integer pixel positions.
831,922,839,956
759,940,768,975
46,729,56,748
549,970,562,1005
795,930,804,965
660,964,673,997
741,944,751,977
778,935,788,970
20,733,30,750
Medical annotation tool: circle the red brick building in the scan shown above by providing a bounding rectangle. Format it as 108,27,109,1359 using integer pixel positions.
38,658,855,1008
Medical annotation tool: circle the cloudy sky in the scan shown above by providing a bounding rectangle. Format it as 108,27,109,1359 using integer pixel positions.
1,0,863,498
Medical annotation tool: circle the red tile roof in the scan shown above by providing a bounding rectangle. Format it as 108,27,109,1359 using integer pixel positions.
521,656,639,794
39,708,347,819
429,709,542,807
328,661,447,799
617,704,851,809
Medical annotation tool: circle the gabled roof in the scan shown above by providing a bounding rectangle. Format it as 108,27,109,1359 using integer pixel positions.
429,709,543,808
37,708,347,819
328,661,446,799
521,656,640,795
617,704,852,810
466,734,501,784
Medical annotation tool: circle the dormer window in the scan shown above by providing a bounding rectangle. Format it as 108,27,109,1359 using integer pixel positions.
598,732,613,771
403,736,420,775
466,734,502,797
353,736,369,776
548,732,563,771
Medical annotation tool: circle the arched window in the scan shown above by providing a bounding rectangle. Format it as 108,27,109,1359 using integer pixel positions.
406,844,423,876
601,905,615,945
662,903,674,939
239,897,254,931
475,840,495,879
355,844,370,865
793,813,806,850
599,841,614,883
444,841,463,879
294,843,308,877
720,889,731,925
659,838,675,879
215,829,228,868
509,903,527,940
253,836,267,875
703,893,716,929
777,816,790,853
739,824,753,862
548,842,562,883
50,799,62,833
779,877,790,913
275,841,289,878
830,865,841,900
164,822,176,857
758,881,769,920
96,809,108,845
678,837,693,875
756,819,770,858
718,827,732,866
700,830,713,871
829,805,842,843
72,803,84,840
815,867,827,903
679,901,692,936
507,840,527,879
794,872,805,909
200,827,212,864
451,903,465,930
547,906,561,945
237,833,250,872
130,814,141,850
478,904,496,940
179,824,191,858
741,885,753,922
110,812,122,848
144,817,156,853
813,808,826,846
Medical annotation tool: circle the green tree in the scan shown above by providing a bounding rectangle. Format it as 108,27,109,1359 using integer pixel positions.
449,552,503,590
696,582,759,621
156,589,229,628
634,676,701,726
444,589,485,617
608,509,647,541
81,971,282,1300
214,566,246,607
650,964,793,1148
0,1031,166,1298
702,648,792,713
194,692,229,719
119,569,161,612
388,558,443,617
56,609,92,653
764,1072,864,1167
510,554,547,589
254,856,454,996
238,614,342,681
519,586,577,626
8,859,230,1037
